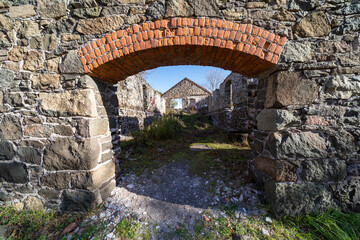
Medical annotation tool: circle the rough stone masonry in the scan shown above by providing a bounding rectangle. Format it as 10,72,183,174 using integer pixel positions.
0,0,359,216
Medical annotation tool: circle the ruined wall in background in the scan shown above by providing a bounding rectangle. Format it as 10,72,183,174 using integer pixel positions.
207,73,254,133
115,74,165,140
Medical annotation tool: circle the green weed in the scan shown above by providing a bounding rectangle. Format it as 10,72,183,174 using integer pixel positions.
114,218,140,239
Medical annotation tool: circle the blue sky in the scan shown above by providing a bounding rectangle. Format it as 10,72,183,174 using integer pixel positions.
142,66,231,93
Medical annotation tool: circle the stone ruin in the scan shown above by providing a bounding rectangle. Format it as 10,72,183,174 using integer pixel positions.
162,77,211,112
0,0,359,216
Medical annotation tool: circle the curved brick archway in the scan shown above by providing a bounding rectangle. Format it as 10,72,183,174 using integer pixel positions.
78,17,286,83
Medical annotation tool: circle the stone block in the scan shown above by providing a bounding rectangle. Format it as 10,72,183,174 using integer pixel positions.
0,15,13,31
265,182,336,217
0,141,15,160
0,115,22,140
332,177,360,212
8,5,36,18
99,178,116,201
268,131,327,159
37,0,66,19
17,20,40,38
254,157,299,182
17,147,41,165
31,74,60,90
0,162,28,183
39,89,98,117
60,190,99,211
0,70,15,88
292,11,331,37
165,0,194,17
301,159,347,182
43,137,100,171
279,41,313,63
72,7,102,18
23,196,43,211
72,160,115,191
23,50,44,71
29,34,58,51
256,109,300,131
41,172,71,189
76,15,124,35
191,0,219,17
24,125,53,138
38,189,61,200
59,50,85,74
265,71,318,108
8,46,27,62
77,118,109,137
3,92,24,107
330,130,359,155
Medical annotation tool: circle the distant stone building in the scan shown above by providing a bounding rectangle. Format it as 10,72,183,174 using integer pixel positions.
162,78,212,111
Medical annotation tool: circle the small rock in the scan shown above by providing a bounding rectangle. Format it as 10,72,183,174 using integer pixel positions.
61,222,77,236
127,184,134,189
265,217,273,224
234,210,240,219
262,228,270,236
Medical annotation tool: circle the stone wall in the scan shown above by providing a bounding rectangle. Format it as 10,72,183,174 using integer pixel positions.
115,74,165,139
0,0,359,216
162,77,211,111
207,73,255,132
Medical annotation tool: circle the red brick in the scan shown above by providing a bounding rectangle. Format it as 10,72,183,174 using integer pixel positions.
105,44,110,52
106,34,112,43
148,31,154,39
210,19,216,27
120,37,126,46
249,45,256,55
85,54,91,63
216,19,223,28
132,34,137,42
224,30,230,39
91,41,97,49
206,28,212,37
244,44,250,53
265,52,273,61
150,22,155,30
180,36,186,45
234,23,240,31
229,31,236,40
186,36,191,44
84,65,91,73
97,57,104,65
90,51,96,59
115,39,121,48
112,50,120,58
257,38,266,48
80,56,86,65
134,42,140,51
143,23,150,31
155,20,161,29
107,52,114,61
137,33,143,42
226,40,232,49
102,55,109,63
268,43,276,52
116,30,123,38
199,18,205,27
271,54,279,64
86,44,92,52
214,38,221,47
126,36,132,45
191,36,197,45
92,59,99,68
95,48,101,57
187,18,193,26
212,28,218,38
205,18,210,27
112,31,117,40
171,18,177,27
245,24,252,34
81,47,88,55
275,45,282,54
235,32,242,41
267,32,275,41
142,31,149,40
195,27,201,35
251,26,259,35
133,25,139,33
279,37,287,46
240,24,246,32
217,29,224,38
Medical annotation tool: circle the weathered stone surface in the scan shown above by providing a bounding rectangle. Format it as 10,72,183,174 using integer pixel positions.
330,130,359,155
301,159,347,182
335,16,360,34
60,190,98,212
17,147,41,165
333,2,360,15
76,15,124,35
251,10,273,20
0,15,13,31
41,172,71,189
72,160,115,190
23,196,43,211
305,116,332,126
190,0,219,17
256,109,300,131
272,8,296,21
59,50,85,74
43,138,100,170
38,189,61,200
146,0,165,20
31,74,60,90
318,41,350,54
268,132,327,159
0,115,22,140
288,0,320,11
0,70,14,88
0,162,28,183
338,54,360,67
46,57,60,72
3,93,24,107
0,141,15,160
280,41,313,63
254,157,298,181
72,7,102,18
37,0,66,19
8,46,27,62
265,182,336,217
100,6,129,16
333,177,360,212
45,18,77,34
293,12,331,37
98,0,144,4
39,89,98,117
23,51,44,71
29,34,58,51
2,61,20,72
165,0,194,17
17,20,40,38
265,72,319,108
24,125,53,138
78,118,109,137
53,125,73,136
61,34,81,42
323,75,360,99
8,5,36,18
221,9,248,20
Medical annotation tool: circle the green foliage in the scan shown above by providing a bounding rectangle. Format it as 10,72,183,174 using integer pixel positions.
283,210,360,240
132,114,185,144
115,218,140,240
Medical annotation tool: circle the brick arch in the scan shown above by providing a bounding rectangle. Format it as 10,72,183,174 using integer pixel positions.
78,17,287,83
